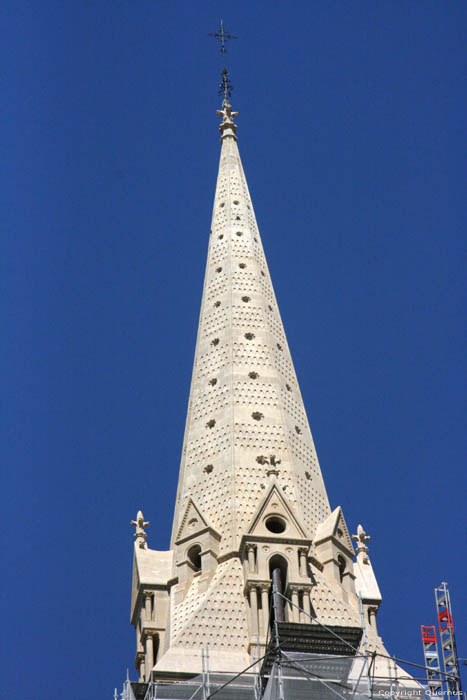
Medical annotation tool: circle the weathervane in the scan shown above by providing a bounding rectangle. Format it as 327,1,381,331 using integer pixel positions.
209,20,237,105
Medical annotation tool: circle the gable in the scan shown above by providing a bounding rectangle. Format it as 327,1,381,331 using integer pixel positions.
314,506,354,556
334,509,354,553
175,498,210,543
247,482,308,540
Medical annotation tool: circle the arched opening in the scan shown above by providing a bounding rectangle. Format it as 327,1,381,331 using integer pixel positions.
188,545,202,572
268,554,288,626
337,555,346,583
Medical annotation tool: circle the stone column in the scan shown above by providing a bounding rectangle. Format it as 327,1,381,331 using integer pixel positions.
158,630,166,658
136,652,145,682
299,591,305,622
303,589,312,621
145,634,154,681
290,587,300,623
144,591,153,621
368,606,378,634
260,584,270,638
246,544,256,573
298,548,308,577
249,585,259,637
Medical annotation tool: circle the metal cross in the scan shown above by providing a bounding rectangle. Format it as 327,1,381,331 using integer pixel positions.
209,20,237,54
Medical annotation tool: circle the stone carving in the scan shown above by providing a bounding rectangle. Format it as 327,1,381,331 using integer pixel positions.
352,524,371,562
217,102,238,139
131,510,149,549
256,454,281,467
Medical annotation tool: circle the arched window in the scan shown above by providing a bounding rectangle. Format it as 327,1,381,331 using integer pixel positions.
188,545,202,572
269,554,288,624
337,555,346,583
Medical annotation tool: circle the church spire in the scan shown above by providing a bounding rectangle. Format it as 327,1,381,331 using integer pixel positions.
169,89,331,559
128,43,404,684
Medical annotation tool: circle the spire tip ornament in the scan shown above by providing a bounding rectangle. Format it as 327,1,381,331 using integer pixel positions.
209,22,238,137
217,99,238,140
219,67,233,103
208,20,237,55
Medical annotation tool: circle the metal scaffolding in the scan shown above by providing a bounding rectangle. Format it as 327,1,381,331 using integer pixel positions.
116,577,435,700
420,625,443,695
434,582,463,699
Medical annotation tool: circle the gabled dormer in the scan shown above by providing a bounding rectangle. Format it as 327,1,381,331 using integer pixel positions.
246,481,309,542
173,498,221,598
314,506,356,595
240,480,312,585
175,498,210,543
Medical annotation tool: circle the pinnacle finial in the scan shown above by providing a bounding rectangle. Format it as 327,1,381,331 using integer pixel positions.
352,524,371,560
219,67,233,104
131,510,149,549
209,22,238,134
217,100,238,140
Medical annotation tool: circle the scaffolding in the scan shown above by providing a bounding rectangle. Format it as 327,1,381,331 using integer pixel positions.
118,650,429,700
117,576,436,700
434,582,463,699
420,625,442,695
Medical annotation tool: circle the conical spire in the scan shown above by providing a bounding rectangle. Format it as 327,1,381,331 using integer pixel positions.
170,101,331,555
129,82,419,688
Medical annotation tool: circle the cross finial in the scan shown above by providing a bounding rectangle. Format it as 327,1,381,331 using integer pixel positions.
209,20,237,55
209,22,238,113
131,510,149,549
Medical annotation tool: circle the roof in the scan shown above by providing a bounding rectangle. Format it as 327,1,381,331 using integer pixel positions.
134,546,173,586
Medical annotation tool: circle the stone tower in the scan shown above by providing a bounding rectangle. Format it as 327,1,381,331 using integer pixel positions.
129,98,401,682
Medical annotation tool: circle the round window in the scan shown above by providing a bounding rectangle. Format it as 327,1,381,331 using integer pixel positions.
265,516,286,534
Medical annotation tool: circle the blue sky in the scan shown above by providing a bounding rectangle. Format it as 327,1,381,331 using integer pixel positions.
2,2,466,698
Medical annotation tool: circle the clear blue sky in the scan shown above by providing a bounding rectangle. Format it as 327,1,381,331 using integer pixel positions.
2,2,466,699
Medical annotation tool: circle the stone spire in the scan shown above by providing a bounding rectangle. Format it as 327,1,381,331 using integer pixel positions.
129,96,403,684
169,100,331,557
